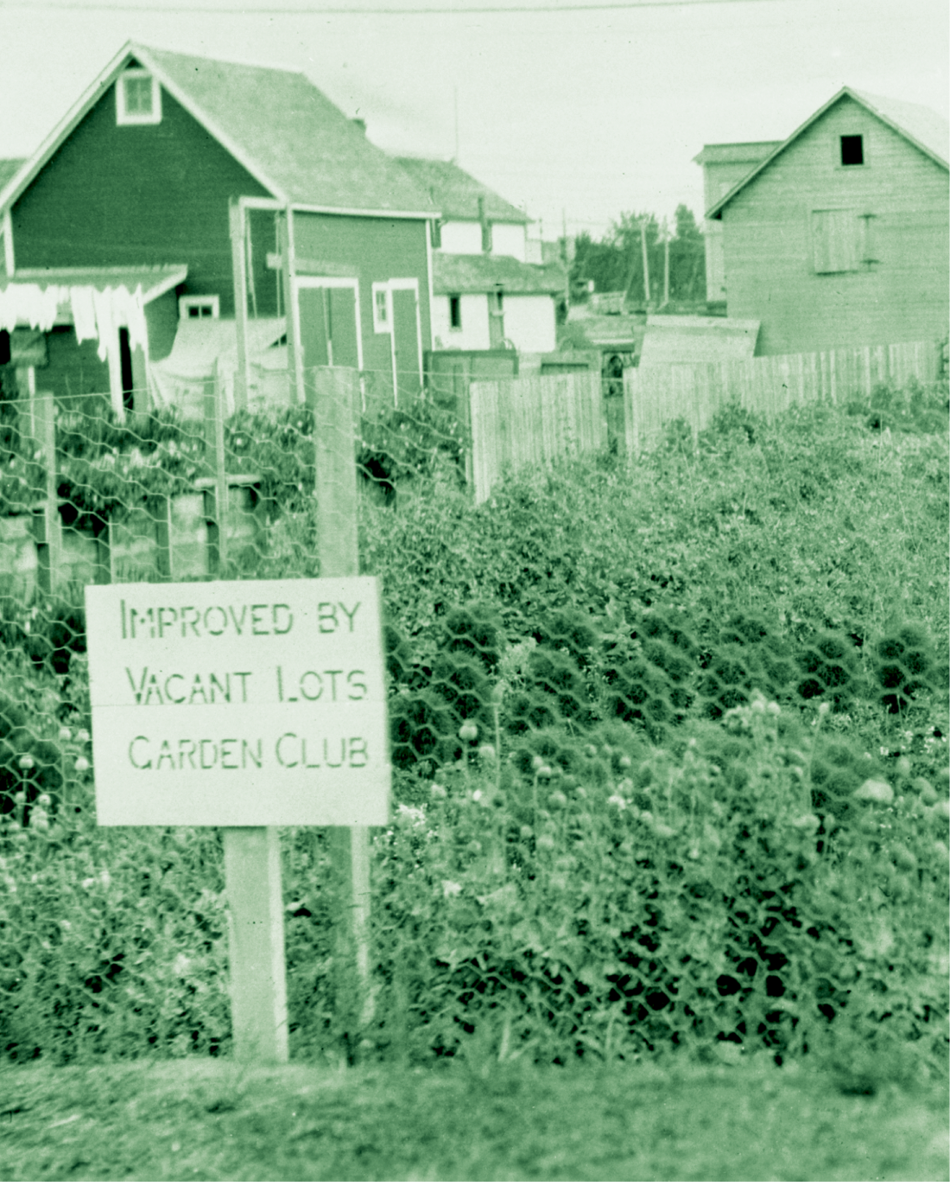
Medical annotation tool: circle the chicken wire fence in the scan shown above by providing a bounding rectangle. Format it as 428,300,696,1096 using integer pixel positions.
0,361,471,823
0,344,937,830
1,354,947,1068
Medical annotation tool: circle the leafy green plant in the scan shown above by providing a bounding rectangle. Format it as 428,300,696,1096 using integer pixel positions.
357,390,467,498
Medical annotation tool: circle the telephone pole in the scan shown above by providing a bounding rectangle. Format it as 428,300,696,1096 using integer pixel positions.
640,218,651,307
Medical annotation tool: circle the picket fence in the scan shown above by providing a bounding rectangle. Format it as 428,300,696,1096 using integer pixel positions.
468,371,604,504
623,340,941,456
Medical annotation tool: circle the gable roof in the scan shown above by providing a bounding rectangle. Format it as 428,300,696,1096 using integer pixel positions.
0,42,438,220
396,157,528,223
707,87,950,219
434,253,564,295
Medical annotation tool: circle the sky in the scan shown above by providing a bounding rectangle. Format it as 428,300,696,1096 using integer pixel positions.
0,0,946,241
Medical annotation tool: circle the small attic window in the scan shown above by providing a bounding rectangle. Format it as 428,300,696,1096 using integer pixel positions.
117,69,161,126
840,135,864,166
179,295,220,320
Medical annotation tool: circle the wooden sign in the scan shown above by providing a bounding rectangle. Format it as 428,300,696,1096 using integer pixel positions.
84,576,390,827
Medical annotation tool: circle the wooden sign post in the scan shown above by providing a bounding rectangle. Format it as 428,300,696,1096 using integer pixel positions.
84,577,391,1062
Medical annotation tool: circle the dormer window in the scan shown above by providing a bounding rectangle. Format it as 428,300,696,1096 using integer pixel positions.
117,69,161,126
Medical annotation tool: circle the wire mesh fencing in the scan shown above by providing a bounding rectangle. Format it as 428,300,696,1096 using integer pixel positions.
0,355,947,1068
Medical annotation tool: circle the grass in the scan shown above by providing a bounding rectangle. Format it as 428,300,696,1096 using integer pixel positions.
1,1055,947,1181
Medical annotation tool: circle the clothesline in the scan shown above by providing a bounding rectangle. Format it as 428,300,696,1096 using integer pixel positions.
0,282,150,418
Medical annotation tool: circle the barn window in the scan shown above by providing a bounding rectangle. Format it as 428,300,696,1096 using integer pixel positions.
840,135,864,166
116,69,162,126
449,295,462,329
372,283,391,333
179,295,220,320
811,209,862,273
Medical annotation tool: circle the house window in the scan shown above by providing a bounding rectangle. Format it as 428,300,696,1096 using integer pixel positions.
840,134,864,166
812,209,863,273
372,283,391,333
116,69,162,126
179,295,220,320
449,295,462,330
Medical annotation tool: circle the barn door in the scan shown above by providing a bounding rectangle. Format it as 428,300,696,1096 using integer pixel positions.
389,281,422,406
295,280,362,375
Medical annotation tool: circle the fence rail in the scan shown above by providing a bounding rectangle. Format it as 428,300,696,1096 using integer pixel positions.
624,340,941,455
468,371,605,504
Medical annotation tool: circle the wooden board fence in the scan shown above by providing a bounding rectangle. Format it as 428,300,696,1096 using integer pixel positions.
623,340,940,456
469,371,605,504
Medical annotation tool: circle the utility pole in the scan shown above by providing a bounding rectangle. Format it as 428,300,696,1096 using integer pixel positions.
662,218,670,309
562,208,570,313
640,217,651,307
453,86,460,163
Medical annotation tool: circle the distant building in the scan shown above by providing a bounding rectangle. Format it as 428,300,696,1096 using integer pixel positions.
698,88,949,355
692,142,781,304
397,157,566,354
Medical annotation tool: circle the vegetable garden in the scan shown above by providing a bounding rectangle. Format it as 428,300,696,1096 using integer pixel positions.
0,371,947,1095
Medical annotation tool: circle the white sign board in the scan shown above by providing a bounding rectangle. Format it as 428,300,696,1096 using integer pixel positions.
84,577,390,826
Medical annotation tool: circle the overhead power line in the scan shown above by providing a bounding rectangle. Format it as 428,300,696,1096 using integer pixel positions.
0,0,798,13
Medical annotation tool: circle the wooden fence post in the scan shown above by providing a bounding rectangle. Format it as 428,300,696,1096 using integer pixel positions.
203,364,229,574
229,198,251,412
307,364,375,1030
31,391,62,595
222,825,290,1063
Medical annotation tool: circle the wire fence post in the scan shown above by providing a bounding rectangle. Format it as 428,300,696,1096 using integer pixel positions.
203,362,229,574
31,390,62,595
308,364,375,1031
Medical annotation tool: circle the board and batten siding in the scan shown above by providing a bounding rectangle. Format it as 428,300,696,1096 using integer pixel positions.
721,95,949,356
11,80,271,315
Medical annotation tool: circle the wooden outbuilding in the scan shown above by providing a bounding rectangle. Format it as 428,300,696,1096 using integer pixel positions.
0,42,439,411
704,88,949,356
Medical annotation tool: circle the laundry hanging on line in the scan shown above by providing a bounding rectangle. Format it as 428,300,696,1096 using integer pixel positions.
0,282,150,418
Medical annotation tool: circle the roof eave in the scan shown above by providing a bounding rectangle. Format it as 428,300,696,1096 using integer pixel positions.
131,44,287,202
0,41,137,213
291,201,440,220
141,264,189,302
849,89,949,170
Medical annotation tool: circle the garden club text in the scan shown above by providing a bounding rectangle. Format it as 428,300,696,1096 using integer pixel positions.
127,734,370,772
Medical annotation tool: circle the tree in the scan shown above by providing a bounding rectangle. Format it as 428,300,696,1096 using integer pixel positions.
568,206,706,307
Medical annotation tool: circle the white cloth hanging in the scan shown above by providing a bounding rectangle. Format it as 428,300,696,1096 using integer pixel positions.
69,286,98,343
0,283,67,333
